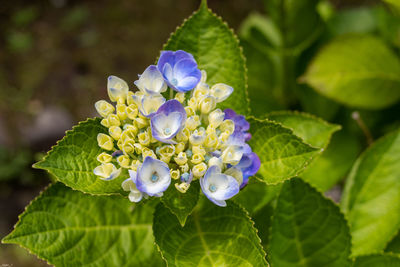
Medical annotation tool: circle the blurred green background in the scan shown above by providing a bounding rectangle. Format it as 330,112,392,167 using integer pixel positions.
0,0,396,265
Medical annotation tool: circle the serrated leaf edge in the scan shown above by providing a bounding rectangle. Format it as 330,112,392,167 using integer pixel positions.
161,0,251,115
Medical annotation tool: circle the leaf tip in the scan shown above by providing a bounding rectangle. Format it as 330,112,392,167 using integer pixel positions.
200,0,208,9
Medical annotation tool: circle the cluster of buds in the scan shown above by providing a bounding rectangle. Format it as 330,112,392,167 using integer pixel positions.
94,50,260,207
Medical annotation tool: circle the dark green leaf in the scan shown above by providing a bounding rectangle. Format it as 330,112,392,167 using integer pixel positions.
269,178,352,267
161,181,200,226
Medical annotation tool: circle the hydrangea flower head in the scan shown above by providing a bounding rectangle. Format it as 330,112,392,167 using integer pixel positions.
93,50,260,206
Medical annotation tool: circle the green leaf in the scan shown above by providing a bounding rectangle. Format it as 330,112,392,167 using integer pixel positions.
265,0,324,52
153,200,268,267
2,183,163,266
239,14,286,113
302,34,400,109
266,111,341,149
161,180,200,227
269,178,352,267
33,118,125,195
233,179,281,215
353,254,400,267
301,130,362,191
163,0,249,115
386,232,400,253
248,117,321,184
341,129,400,256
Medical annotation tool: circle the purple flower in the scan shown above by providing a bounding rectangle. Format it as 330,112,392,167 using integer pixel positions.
135,157,171,197
151,99,187,144
200,165,240,207
224,108,250,136
157,50,201,92
235,152,261,188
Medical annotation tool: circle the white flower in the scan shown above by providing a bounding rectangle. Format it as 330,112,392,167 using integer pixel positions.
135,157,171,196
107,76,129,102
134,65,167,95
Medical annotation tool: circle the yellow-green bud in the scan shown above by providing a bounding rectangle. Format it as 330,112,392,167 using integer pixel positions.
199,95,216,114
184,106,195,117
122,139,135,154
204,132,218,148
138,131,150,146
117,155,131,168
135,117,148,129
174,152,188,165
97,133,114,151
170,169,180,180
97,152,112,163
116,104,128,121
130,160,141,171
219,119,235,135
106,114,121,127
93,163,121,180
193,162,207,178
192,145,206,156
186,115,200,131
193,85,209,99
188,97,197,110
175,182,190,193
176,127,190,142
180,163,189,173
127,91,135,105
175,142,186,154
109,126,122,140
189,129,206,145
126,104,139,120
159,145,175,157
142,148,157,159
175,92,186,103
191,153,205,165
95,100,115,118
107,75,129,102
208,109,225,128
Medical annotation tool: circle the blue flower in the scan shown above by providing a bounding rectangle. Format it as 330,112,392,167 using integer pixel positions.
157,50,201,92
235,152,260,188
200,165,239,207
134,157,171,197
151,99,187,144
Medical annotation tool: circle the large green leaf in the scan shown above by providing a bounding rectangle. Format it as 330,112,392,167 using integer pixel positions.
2,183,163,266
163,0,249,115
265,0,324,52
248,117,321,184
153,200,268,267
341,129,400,256
239,14,286,113
303,34,400,109
301,130,361,191
33,118,125,195
233,179,281,215
353,254,400,267
161,180,200,227
269,178,351,267
266,111,341,149
386,232,400,253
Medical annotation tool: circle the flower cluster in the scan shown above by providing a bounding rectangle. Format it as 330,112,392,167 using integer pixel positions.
93,50,260,207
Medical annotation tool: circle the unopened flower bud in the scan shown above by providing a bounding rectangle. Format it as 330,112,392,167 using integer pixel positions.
109,126,122,140
174,152,188,165
210,83,233,102
191,153,205,164
116,104,128,120
199,95,216,114
170,169,180,180
126,104,139,120
107,75,129,102
208,156,223,169
193,162,207,178
97,133,114,151
97,152,112,163
175,92,186,103
117,155,130,168
219,119,235,134
208,109,225,128
95,100,115,118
